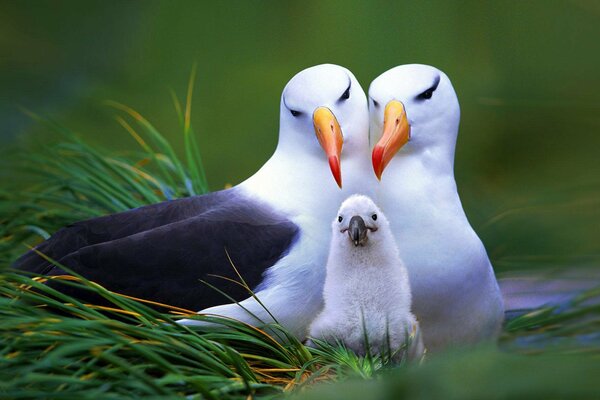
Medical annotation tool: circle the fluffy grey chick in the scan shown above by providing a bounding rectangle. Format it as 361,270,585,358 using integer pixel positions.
308,194,424,360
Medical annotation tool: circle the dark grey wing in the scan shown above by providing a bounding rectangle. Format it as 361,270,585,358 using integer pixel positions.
13,189,238,274
13,190,300,311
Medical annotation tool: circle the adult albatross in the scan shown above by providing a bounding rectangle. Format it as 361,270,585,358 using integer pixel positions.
15,64,372,338
368,64,504,351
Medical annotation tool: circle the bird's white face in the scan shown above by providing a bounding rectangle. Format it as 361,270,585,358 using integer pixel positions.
368,64,460,179
333,194,388,248
278,64,368,188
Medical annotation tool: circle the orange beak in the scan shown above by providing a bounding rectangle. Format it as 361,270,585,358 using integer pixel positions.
372,100,411,180
313,107,343,188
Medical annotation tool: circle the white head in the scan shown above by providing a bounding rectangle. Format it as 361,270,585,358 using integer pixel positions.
333,194,391,250
368,64,460,179
276,64,369,188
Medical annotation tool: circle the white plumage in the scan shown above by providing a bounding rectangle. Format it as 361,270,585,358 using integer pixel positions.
309,195,424,360
368,64,504,351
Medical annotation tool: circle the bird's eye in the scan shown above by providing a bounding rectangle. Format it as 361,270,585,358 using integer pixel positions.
338,215,343,223
371,98,379,107
418,88,434,100
290,110,301,117
417,77,440,101
371,214,377,221
339,86,350,101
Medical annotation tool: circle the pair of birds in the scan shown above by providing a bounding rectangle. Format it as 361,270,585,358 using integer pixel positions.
15,64,504,352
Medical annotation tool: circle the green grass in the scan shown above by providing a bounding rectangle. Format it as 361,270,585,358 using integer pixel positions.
1,86,600,398
2,268,599,399
502,284,600,354
0,271,310,399
1,264,431,398
294,346,600,400
0,75,207,266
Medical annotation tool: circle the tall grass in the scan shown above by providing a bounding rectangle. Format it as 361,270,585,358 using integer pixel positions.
0,271,309,398
0,74,207,266
2,266,599,398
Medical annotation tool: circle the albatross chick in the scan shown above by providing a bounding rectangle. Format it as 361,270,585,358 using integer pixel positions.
308,194,424,360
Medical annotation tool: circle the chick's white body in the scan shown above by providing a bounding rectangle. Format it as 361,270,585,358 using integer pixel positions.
309,195,423,359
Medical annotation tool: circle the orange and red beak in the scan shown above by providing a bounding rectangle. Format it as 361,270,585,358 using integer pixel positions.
372,100,411,180
313,107,343,188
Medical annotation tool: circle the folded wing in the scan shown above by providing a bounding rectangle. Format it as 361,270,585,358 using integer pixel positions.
13,188,299,310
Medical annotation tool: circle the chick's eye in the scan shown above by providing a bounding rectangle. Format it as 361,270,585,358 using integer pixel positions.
371,214,377,221
290,110,301,117
338,216,343,223
371,98,379,107
418,88,434,100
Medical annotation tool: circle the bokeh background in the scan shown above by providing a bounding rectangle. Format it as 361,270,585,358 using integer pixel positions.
1,0,599,274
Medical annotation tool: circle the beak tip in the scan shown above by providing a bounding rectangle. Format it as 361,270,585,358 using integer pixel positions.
328,155,342,189
372,145,384,180
373,164,383,181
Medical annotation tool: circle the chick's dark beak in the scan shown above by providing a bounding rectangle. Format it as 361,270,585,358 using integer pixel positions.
348,216,368,247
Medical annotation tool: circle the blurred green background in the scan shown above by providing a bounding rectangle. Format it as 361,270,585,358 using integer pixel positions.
1,0,599,273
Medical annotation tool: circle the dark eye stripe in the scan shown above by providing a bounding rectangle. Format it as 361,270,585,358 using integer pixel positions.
337,77,352,103
418,89,434,100
416,75,441,101
340,86,350,101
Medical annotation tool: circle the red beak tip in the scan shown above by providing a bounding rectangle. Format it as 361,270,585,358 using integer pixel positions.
328,155,342,189
372,145,385,180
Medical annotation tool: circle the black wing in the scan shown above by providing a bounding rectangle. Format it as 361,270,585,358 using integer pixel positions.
14,191,232,275
13,188,299,311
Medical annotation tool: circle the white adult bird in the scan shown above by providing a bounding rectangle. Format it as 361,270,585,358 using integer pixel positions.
16,64,373,339
193,64,374,336
368,64,504,351
309,195,424,360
